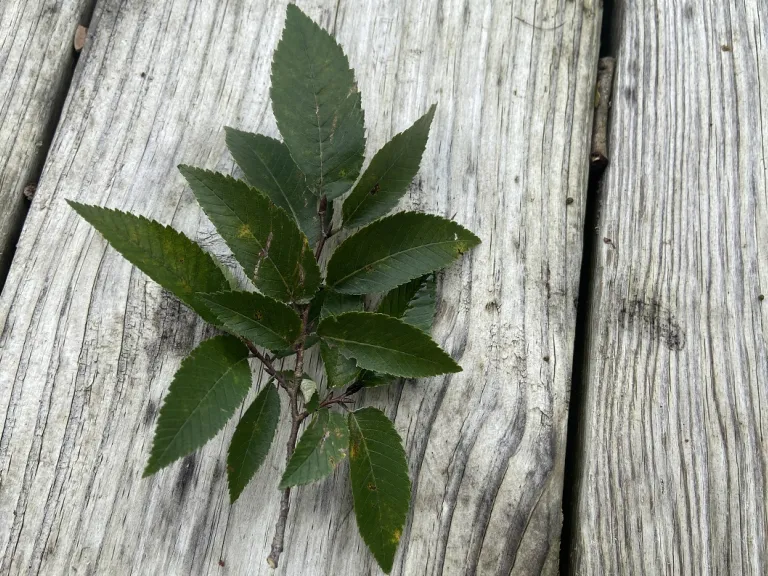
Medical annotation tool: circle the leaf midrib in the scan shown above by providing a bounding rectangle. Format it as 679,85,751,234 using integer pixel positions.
231,388,274,487
195,175,295,297
105,215,222,296
331,237,460,288
351,414,390,552
345,139,411,224
251,144,305,231
281,417,325,485
324,334,443,367
154,356,249,467
204,297,295,348
298,25,324,192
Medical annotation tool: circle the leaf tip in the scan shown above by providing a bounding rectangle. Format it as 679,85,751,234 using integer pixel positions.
142,462,158,478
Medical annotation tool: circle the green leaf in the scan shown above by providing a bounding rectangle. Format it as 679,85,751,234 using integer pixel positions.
318,312,460,377
198,290,301,350
320,291,364,320
348,407,410,574
321,340,360,389
144,335,252,476
227,383,280,502
378,275,437,333
301,378,320,413
279,409,349,489
178,166,320,302
323,195,335,231
401,275,436,332
326,212,480,295
306,288,326,332
271,334,319,359
68,202,228,325
318,292,365,390
271,4,365,199
225,128,322,245
377,276,424,319
359,370,393,388
342,105,436,229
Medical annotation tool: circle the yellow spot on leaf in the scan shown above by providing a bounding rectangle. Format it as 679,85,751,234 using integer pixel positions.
237,224,252,238
391,529,401,544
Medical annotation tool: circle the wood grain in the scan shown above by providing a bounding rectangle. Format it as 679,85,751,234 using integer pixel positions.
0,0,93,285
572,0,768,574
0,0,600,573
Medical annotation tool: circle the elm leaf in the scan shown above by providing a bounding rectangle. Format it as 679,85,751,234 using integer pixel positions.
271,4,365,199
321,340,360,389
318,312,460,377
348,407,410,574
401,275,436,332
227,383,281,502
67,202,228,325
343,105,436,229
320,291,364,320
326,212,480,295
225,128,321,245
198,290,301,350
178,166,320,302
144,335,252,476
279,409,349,489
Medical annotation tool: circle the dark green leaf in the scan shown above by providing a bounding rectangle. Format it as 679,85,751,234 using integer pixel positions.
68,202,228,324
271,4,365,199
306,288,326,332
321,340,360,389
198,290,301,350
304,388,320,413
144,335,252,476
359,371,394,388
318,312,460,377
348,407,410,574
178,167,320,302
323,196,335,231
279,409,349,489
400,276,436,333
225,128,321,245
227,383,281,502
271,334,319,359
321,291,364,320
377,276,424,319
326,212,480,295
343,105,436,229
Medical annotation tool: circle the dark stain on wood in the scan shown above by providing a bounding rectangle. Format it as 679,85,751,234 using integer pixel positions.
175,454,197,502
618,298,686,351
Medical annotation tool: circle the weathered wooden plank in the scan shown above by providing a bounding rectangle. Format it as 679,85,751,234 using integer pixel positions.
0,0,600,574
0,0,93,285
572,1,768,574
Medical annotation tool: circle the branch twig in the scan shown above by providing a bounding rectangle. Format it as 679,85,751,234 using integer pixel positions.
244,340,291,390
266,305,310,569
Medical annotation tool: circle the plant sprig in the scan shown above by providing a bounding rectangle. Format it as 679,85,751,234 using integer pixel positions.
68,5,479,573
